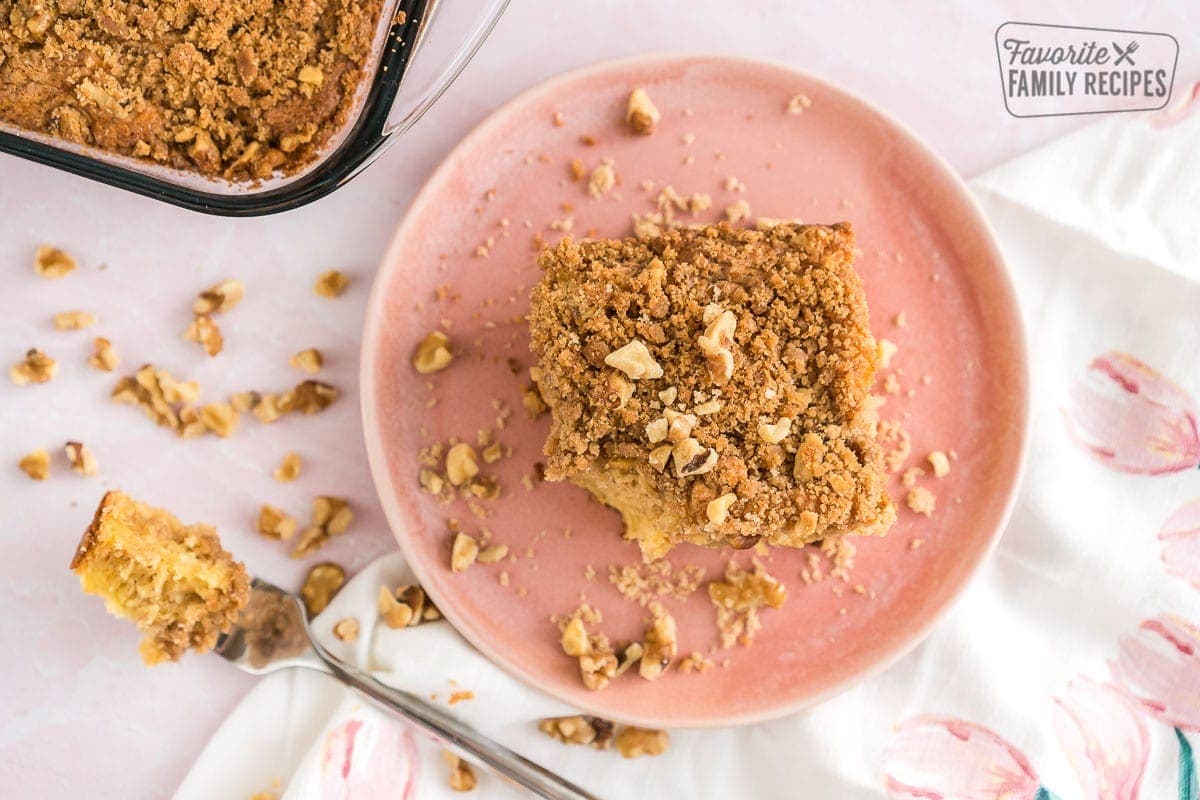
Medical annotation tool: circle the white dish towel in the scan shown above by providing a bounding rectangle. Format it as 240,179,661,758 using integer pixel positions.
177,105,1200,800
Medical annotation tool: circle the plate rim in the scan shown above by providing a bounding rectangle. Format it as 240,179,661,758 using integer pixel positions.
360,51,1032,728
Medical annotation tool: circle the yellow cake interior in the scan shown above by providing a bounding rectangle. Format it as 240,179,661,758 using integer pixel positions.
71,490,249,665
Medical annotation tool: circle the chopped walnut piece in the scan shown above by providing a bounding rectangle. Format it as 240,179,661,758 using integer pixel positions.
648,444,673,473
19,449,50,480
588,161,616,198
273,452,302,482
604,340,663,380
258,505,298,540
10,348,57,385
757,416,792,444
607,371,634,409
451,532,479,572
927,451,951,477
289,380,339,414
522,383,549,419
53,311,96,330
193,279,245,315
290,348,324,374
696,308,736,383
706,492,737,525
443,752,477,792
300,562,345,616
413,332,454,374
615,727,669,758
638,603,677,681
88,337,120,371
907,487,936,516
230,391,258,413
445,443,479,487
625,88,661,135
538,716,608,746
377,585,415,628
291,496,351,558
614,642,644,677
313,496,353,535
290,526,328,559
672,437,717,477
658,386,677,405
184,315,224,356
34,246,76,278
561,616,590,657
332,617,359,642
419,468,445,495
200,403,239,437
64,441,98,476
708,561,787,648
314,270,349,298
477,544,509,564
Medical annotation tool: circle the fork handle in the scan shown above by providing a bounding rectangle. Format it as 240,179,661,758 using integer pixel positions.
313,647,601,800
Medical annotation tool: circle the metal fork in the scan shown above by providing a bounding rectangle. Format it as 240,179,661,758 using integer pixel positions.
215,578,599,800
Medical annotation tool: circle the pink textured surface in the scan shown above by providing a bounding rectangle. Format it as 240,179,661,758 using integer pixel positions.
1,2,1197,796
362,55,1027,726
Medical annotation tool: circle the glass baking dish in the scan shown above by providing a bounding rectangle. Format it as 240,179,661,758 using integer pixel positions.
0,0,508,217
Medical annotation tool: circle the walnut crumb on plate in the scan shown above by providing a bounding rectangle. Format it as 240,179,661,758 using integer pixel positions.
625,88,660,135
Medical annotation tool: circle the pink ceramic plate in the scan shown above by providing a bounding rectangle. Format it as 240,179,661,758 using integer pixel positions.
361,54,1028,727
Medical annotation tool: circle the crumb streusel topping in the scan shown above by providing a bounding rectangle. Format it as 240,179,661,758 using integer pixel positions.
528,222,895,559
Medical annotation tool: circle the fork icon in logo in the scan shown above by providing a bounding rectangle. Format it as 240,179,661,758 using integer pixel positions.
1113,39,1139,66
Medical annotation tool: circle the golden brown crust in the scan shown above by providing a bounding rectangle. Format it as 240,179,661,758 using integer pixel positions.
0,0,384,181
528,222,895,558
69,488,113,571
